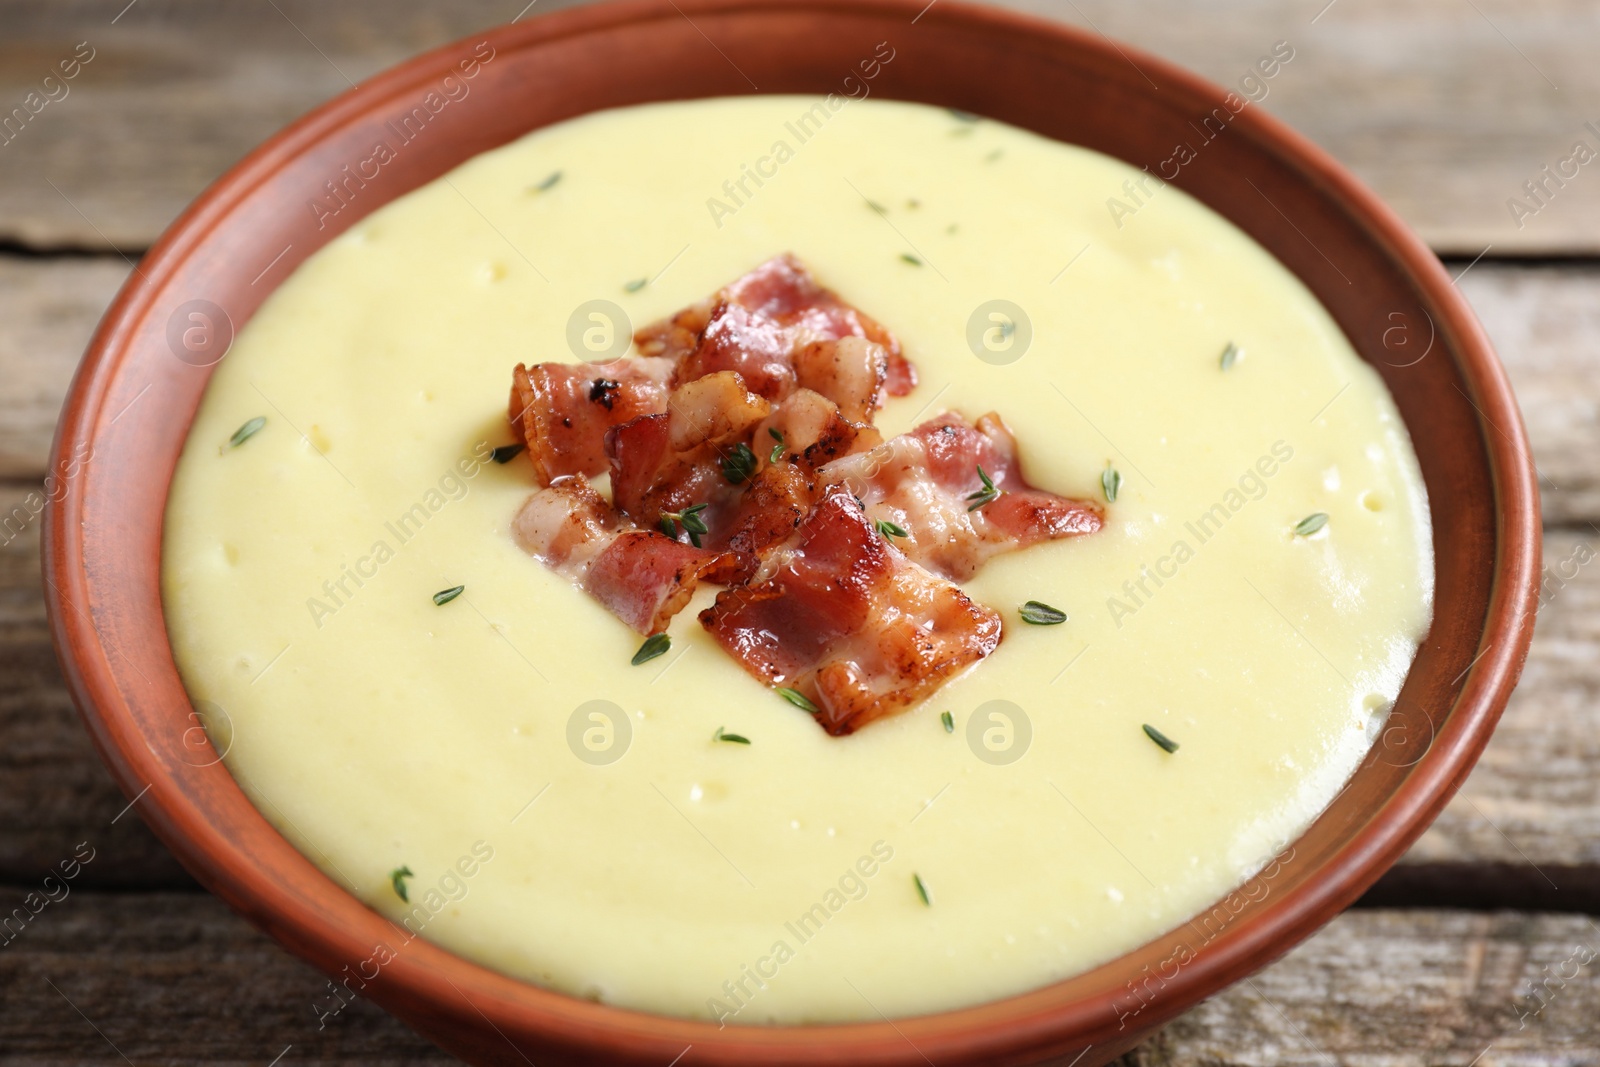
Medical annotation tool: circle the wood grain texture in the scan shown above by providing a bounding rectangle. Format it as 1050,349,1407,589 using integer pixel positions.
5,259,1597,516
1132,911,1600,1067
1,895,1596,1065
0,892,449,1063
2,0,1599,253
0,262,1595,886
0,256,127,480
1,512,1595,886
1,479,193,889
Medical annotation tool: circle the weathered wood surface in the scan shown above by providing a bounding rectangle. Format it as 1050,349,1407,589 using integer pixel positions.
2,0,1599,254
2,511,1598,889
1,895,1596,1066
4,0,1599,1060
4,259,1600,520
1133,911,1600,1067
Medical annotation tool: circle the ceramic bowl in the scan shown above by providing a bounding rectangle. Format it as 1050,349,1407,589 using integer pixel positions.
44,1,1540,1063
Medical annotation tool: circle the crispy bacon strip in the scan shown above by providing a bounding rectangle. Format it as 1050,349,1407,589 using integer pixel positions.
607,371,772,533
509,358,674,485
512,478,735,634
755,387,882,475
819,411,1104,582
699,486,1003,735
634,253,917,401
636,387,881,570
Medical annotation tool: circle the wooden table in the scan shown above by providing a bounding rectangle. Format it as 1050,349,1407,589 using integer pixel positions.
3,1,1597,1062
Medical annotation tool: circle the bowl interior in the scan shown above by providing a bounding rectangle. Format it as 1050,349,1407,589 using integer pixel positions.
46,1,1538,1064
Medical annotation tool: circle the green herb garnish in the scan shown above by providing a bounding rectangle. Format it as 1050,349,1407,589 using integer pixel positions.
432,585,465,606
941,710,954,733
491,442,527,464
659,503,710,547
777,687,818,714
532,170,562,192
632,632,671,665
965,465,1000,511
623,277,647,293
713,727,751,745
913,873,932,906
390,866,414,902
229,416,267,449
768,427,786,464
1219,342,1241,371
1019,600,1067,625
1294,512,1329,537
866,200,888,215
1101,464,1122,503
900,253,923,267
720,442,757,484
1142,723,1180,753
986,148,1004,163
875,518,909,540
948,108,979,123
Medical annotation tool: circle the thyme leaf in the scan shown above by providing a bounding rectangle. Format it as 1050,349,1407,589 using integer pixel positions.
1294,512,1329,537
632,632,670,665
1019,600,1067,625
777,687,818,714
1101,464,1122,503
721,442,757,485
965,464,1000,511
875,518,909,540
1142,723,1180,753
229,416,267,449
491,442,527,464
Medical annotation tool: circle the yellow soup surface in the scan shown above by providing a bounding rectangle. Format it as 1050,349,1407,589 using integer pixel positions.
163,96,1433,1024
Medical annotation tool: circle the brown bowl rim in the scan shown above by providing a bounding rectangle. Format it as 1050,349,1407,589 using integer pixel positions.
43,0,1541,1063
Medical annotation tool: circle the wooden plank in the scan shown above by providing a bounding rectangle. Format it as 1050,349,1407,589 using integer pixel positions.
2,0,1599,253
2,491,1597,885
0,256,127,481
0,894,1595,1064
3,258,1596,518
1135,911,1600,1067
1411,528,1600,871
1457,266,1600,528
0,482,192,889
0,891,449,1062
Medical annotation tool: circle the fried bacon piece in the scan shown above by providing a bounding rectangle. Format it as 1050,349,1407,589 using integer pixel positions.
512,478,735,634
509,357,674,485
818,411,1104,582
755,387,882,475
634,254,917,401
606,371,772,533
699,486,1003,735
637,387,880,570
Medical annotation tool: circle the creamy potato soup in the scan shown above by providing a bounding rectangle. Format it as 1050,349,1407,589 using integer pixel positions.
163,96,1432,1023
